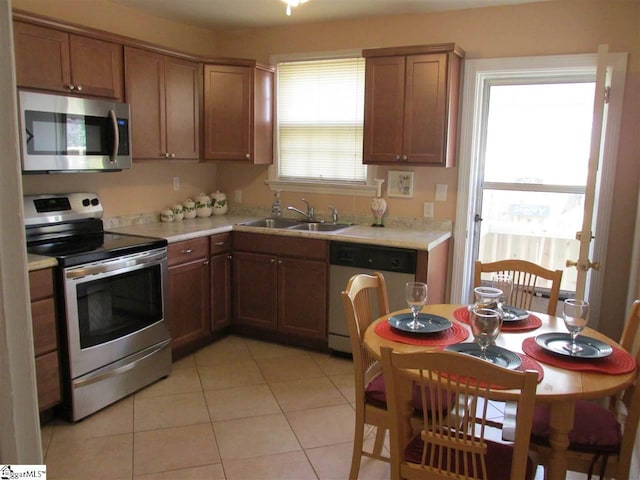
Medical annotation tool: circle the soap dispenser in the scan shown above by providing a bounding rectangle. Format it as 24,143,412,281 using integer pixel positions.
271,190,282,217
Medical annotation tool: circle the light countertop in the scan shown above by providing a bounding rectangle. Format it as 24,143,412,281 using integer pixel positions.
108,215,451,251
28,215,452,270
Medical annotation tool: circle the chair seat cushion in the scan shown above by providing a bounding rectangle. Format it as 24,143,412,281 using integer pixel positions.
403,432,535,480
531,400,622,452
365,374,452,413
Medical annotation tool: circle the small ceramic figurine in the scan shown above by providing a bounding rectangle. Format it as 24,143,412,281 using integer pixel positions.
371,178,387,227
182,198,197,219
211,191,228,215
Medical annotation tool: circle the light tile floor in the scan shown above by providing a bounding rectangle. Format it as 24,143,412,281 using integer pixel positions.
41,335,592,479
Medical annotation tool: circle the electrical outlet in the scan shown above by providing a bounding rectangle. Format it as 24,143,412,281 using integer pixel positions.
172,176,180,191
423,202,434,218
234,189,242,203
435,184,448,202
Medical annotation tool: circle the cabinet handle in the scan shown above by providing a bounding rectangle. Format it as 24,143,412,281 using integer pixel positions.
227,255,233,260
245,153,250,159
215,241,226,246
76,85,83,92
203,260,210,265
164,153,170,158
181,249,193,254
401,154,408,161
68,84,75,91
395,154,401,160
170,153,175,158
270,258,276,263
278,260,283,264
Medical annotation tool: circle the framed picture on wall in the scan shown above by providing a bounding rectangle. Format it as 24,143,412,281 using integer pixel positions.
387,170,414,198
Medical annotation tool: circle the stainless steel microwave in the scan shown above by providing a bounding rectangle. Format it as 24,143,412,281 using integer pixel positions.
18,91,132,173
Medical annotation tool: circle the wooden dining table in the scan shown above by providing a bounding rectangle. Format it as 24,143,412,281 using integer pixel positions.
363,304,637,480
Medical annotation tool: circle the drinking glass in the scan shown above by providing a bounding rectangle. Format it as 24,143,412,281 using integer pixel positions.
469,307,501,360
563,298,590,354
405,282,428,330
491,274,513,307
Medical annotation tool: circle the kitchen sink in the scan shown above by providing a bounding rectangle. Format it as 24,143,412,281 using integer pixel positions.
288,222,353,232
239,218,301,228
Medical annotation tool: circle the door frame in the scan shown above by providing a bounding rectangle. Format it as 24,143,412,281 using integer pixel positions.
451,52,627,330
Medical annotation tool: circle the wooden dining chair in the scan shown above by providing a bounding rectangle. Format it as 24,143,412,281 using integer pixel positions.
380,346,539,480
474,259,563,315
529,300,640,480
342,272,392,479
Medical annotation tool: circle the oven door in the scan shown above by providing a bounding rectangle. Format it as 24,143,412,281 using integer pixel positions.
63,247,170,379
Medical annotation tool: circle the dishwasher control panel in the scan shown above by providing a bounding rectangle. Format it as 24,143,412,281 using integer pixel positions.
329,241,416,274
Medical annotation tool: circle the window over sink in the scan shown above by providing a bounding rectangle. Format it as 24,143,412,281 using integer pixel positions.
267,53,376,196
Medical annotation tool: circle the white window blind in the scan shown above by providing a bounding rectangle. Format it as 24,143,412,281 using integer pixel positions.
277,57,366,182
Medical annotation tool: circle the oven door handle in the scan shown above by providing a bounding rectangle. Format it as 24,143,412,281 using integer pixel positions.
73,339,171,388
66,249,166,280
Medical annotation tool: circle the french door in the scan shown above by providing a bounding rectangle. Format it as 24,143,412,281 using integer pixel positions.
452,51,627,329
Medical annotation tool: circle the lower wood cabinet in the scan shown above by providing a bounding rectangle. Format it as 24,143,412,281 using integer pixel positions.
210,233,232,332
29,268,62,411
232,232,328,348
167,238,211,357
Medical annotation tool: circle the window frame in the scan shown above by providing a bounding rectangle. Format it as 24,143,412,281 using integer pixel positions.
267,50,377,197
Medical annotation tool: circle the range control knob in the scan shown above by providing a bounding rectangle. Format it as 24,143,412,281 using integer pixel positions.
91,198,100,206
82,198,90,207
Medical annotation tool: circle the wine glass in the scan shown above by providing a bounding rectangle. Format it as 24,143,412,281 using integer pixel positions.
405,282,428,330
469,307,501,360
491,274,513,319
563,298,590,355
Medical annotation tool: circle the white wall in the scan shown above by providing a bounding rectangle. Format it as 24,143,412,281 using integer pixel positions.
0,0,42,464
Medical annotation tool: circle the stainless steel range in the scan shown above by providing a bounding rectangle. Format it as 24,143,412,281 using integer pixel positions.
24,193,171,421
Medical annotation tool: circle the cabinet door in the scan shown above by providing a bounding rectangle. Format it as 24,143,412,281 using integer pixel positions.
277,257,327,340
210,253,231,331
165,57,200,159
232,252,277,330
14,21,71,92
203,65,252,161
35,351,61,411
69,34,123,99
168,258,211,354
403,53,448,165
363,55,406,163
125,47,166,159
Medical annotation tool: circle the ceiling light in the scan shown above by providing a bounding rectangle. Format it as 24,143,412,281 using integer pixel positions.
282,0,309,17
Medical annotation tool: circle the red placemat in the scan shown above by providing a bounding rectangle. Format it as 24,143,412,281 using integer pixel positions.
453,306,542,332
375,319,469,346
522,337,636,374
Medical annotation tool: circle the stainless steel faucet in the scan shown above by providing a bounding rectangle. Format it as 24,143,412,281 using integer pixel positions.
287,198,315,221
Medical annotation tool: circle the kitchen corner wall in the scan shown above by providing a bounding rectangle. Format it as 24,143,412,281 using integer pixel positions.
21,162,220,219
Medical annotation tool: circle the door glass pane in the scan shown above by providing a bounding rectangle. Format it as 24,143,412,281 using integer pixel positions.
479,190,582,292
484,83,595,186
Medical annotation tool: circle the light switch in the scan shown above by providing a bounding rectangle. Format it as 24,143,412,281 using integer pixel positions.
172,176,180,191
234,189,242,203
423,202,434,218
435,184,448,202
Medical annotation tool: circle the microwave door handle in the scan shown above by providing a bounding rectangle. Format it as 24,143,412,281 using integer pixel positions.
108,109,119,163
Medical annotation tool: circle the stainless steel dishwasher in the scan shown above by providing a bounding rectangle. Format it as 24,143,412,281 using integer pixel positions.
328,241,416,354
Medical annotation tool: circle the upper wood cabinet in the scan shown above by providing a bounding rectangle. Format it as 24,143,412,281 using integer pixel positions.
125,47,201,160
362,44,464,166
203,63,274,164
14,21,123,99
